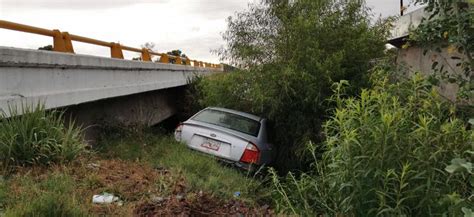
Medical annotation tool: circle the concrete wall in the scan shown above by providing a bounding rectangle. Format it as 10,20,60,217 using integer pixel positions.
396,46,466,102
390,7,471,104
0,46,219,117
390,7,427,41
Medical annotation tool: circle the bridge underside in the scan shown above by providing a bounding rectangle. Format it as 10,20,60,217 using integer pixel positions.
63,86,185,144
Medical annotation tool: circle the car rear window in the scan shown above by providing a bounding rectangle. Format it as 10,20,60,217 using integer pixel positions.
192,109,260,137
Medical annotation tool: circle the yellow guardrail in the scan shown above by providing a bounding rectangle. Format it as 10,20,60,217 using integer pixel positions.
0,20,220,69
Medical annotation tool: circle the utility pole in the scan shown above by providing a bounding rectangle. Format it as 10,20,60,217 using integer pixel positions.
400,0,404,16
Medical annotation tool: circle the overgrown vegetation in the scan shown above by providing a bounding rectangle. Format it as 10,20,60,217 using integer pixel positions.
271,72,473,215
0,105,85,171
1,0,472,216
196,0,390,171
410,1,473,100
97,128,268,203
0,127,269,215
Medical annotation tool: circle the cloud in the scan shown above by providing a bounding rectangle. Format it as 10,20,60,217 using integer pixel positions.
182,0,250,20
0,0,169,10
0,0,420,63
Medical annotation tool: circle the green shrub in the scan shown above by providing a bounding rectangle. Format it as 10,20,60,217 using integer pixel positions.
0,178,6,213
197,0,390,171
198,66,326,171
0,104,85,170
271,73,474,216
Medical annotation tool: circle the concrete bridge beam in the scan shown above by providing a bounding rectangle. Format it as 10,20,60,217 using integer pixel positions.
0,46,218,117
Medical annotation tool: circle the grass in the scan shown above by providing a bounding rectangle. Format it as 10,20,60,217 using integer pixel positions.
97,128,269,204
0,126,269,216
0,176,6,214
2,172,88,217
0,103,268,215
0,104,85,171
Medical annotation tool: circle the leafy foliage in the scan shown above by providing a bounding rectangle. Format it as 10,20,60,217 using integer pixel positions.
37,45,53,51
410,1,473,99
0,105,85,171
200,0,389,170
271,72,474,216
166,49,188,64
444,119,474,217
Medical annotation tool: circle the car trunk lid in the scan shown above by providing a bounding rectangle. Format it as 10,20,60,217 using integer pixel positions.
185,124,250,161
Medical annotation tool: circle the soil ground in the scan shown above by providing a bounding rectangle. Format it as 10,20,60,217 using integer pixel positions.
1,132,273,216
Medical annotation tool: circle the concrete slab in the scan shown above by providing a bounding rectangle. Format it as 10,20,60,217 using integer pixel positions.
0,46,220,117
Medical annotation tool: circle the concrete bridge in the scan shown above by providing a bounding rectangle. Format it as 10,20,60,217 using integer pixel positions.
0,20,222,142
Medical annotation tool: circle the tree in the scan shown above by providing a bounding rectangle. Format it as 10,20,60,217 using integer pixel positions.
141,42,157,52
38,45,53,51
166,49,188,64
200,0,390,171
131,42,159,61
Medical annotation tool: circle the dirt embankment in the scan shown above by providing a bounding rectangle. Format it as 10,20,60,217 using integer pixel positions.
9,157,273,216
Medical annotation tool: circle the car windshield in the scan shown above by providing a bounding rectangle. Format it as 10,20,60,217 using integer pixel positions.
192,109,260,137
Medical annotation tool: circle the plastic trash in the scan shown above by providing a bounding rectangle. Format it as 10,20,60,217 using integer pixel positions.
233,191,241,197
92,193,120,204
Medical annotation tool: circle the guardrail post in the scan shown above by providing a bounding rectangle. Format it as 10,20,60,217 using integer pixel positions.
62,32,75,53
52,29,67,52
141,48,151,61
159,54,169,63
175,56,183,65
110,42,124,59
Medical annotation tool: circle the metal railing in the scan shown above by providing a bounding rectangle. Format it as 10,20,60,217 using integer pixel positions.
0,20,221,69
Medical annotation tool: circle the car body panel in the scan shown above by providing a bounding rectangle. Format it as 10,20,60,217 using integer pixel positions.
176,107,273,169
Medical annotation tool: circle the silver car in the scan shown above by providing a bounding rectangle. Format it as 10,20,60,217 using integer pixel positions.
174,107,273,170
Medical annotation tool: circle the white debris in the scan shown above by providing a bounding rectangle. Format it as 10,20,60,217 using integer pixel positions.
92,193,120,204
86,163,100,170
151,196,165,203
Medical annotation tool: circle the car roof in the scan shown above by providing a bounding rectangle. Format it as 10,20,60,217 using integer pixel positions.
205,107,263,122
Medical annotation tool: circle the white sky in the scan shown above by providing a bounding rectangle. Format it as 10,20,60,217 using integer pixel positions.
0,0,422,63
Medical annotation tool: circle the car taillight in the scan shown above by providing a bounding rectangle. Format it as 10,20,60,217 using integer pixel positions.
240,142,260,164
174,124,183,141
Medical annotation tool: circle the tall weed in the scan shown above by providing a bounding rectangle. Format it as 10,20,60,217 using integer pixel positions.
272,73,473,216
0,104,85,170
